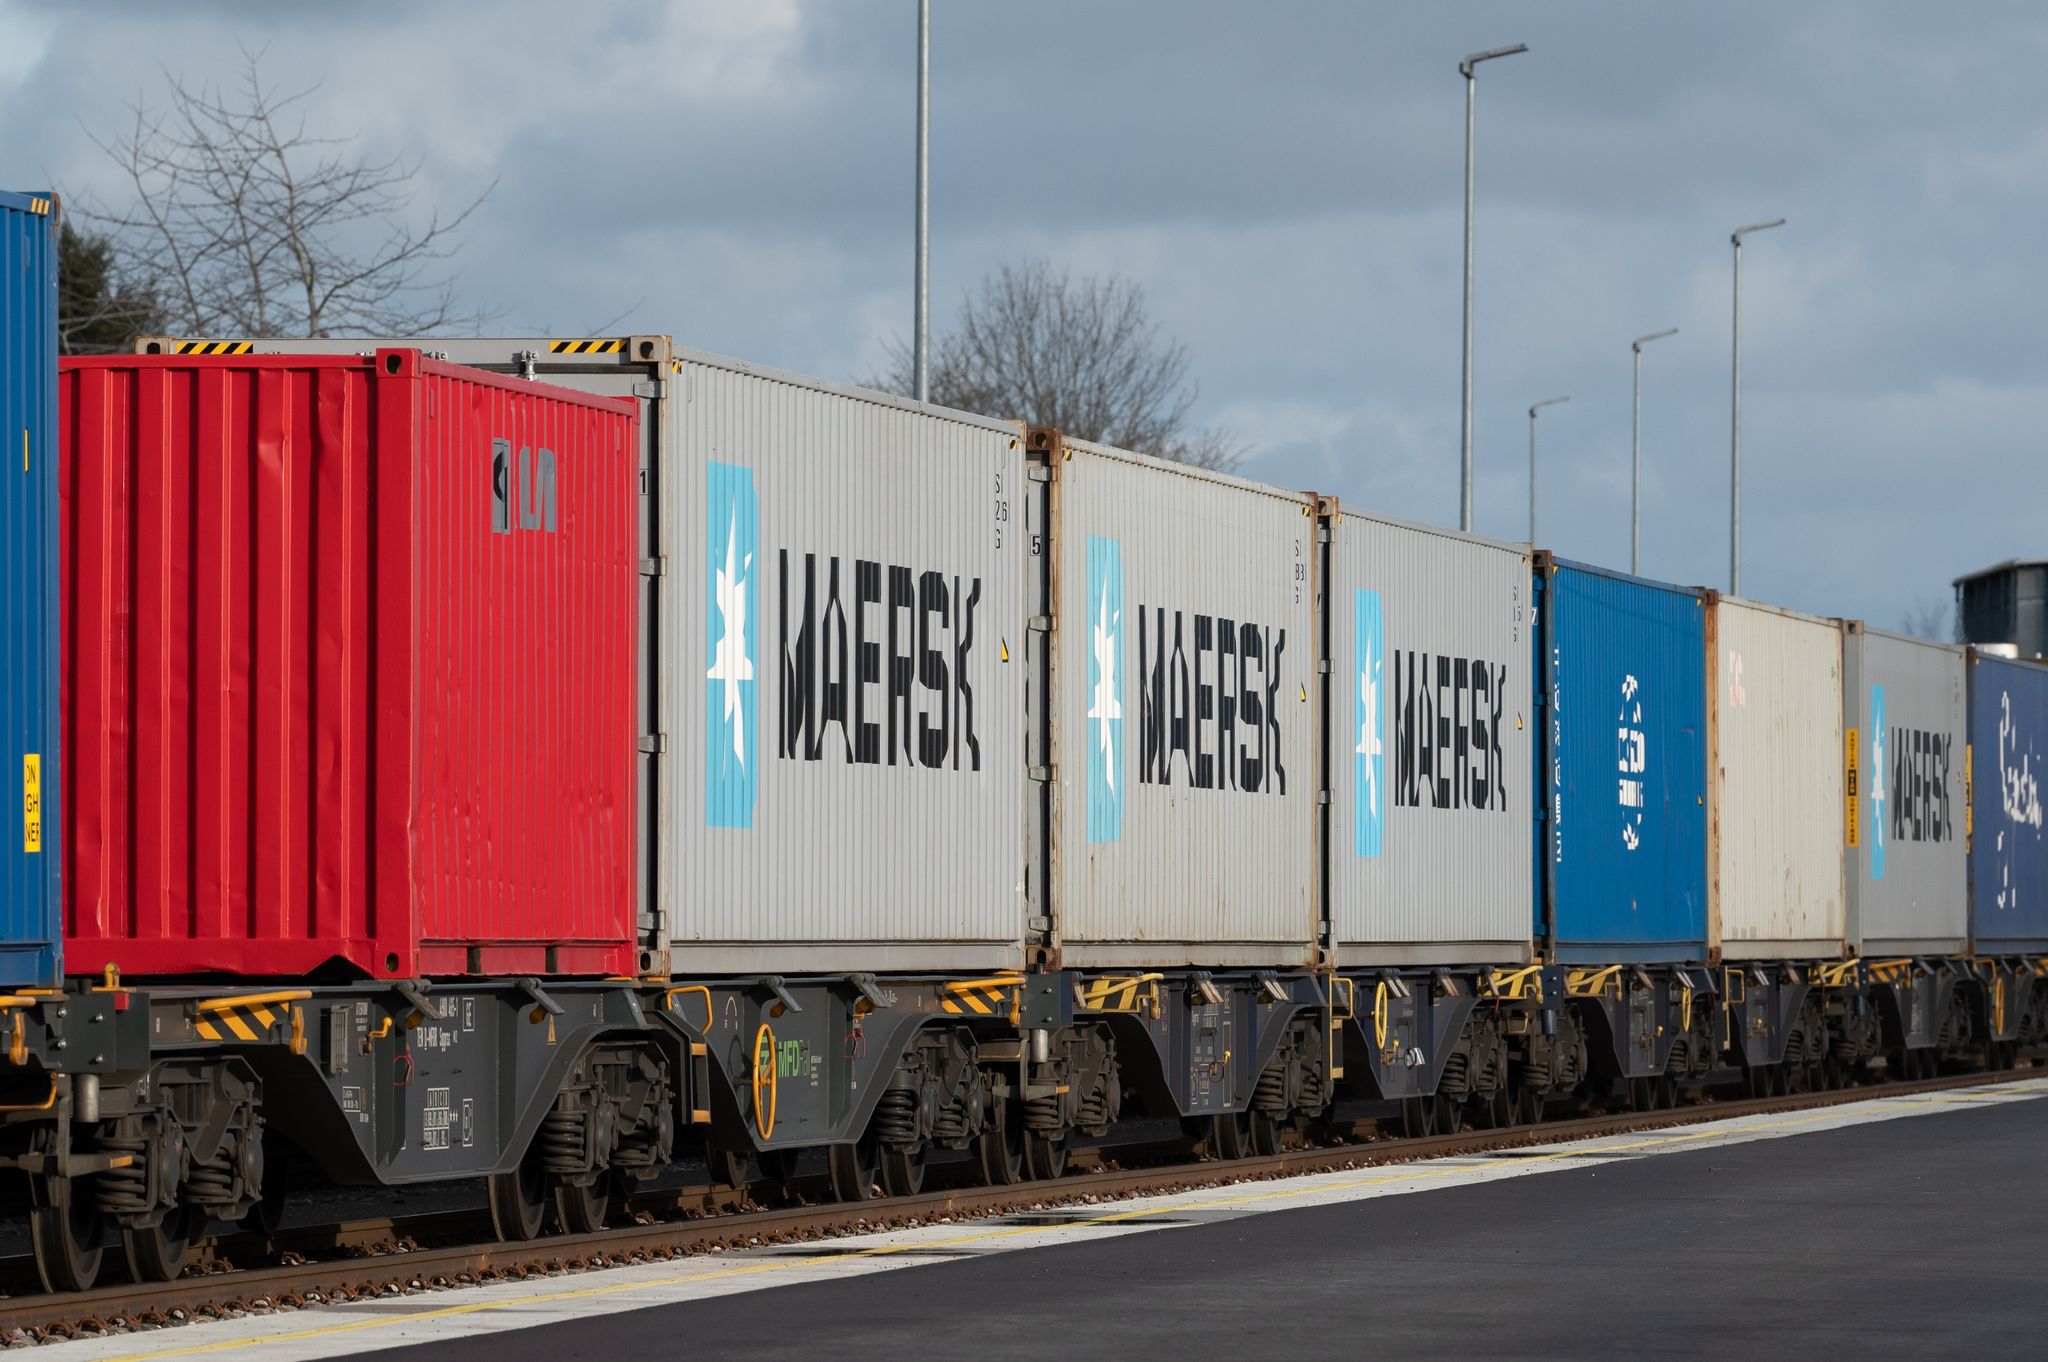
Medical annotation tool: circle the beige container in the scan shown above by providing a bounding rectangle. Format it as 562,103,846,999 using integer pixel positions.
1706,595,1848,960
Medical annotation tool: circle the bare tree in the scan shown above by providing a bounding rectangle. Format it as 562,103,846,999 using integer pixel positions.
877,259,1244,471
1898,596,1956,643
84,52,494,339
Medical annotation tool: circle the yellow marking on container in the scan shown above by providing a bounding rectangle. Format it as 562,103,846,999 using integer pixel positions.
21,426,26,472
1844,728,1859,847
176,340,254,355
22,754,40,854
549,339,625,355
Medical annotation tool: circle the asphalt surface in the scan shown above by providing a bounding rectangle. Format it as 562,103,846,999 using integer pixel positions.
355,1099,2047,1362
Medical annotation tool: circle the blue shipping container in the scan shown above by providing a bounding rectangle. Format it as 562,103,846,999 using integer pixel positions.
1537,558,1708,963
0,190,60,987
1968,652,2048,953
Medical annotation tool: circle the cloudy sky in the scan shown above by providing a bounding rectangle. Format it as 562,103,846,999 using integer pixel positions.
5,1,2042,627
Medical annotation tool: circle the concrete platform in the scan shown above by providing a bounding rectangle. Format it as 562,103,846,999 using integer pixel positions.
41,1080,2048,1362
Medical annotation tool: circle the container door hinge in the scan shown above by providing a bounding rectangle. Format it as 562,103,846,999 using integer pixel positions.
1029,765,1055,783
640,734,667,755
1318,790,1331,806
1027,915,1052,933
1318,659,1332,674
1028,615,1053,634
632,380,665,399
640,556,667,578
1317,525,1331,544
1027,466,1052,483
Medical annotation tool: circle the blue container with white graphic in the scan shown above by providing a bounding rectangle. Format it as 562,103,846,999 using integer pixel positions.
1535,556,1708,963
0,191,61,986
1967,651,2048,953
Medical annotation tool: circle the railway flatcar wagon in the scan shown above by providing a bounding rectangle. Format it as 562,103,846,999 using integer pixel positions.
0,192,61,989
1840,624,1968,957
1968,650,2048,955
1704,595,1848,962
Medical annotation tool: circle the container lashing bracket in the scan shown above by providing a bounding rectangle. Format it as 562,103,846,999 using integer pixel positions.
1254,971,1289,1005
519,978,564,1018
850,974,897,1010
396,983,446,1023
761,976,803,1015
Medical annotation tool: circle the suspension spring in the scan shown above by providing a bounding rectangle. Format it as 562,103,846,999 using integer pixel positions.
873,1087,919,1148
94,1135,150,1216
185,1156,235,1206
1253,1064,1289,1116
1023,1092,1062,1136
539,1107,588,1175
1439,1049,1471,1103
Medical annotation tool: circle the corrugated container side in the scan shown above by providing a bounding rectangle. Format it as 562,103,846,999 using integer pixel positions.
0,192,61,986
1841,625,1968,955
1538,558,1708,963
1968,651,2048,952
658,356,1032,972
1050,438,1317,967
59,351,638,978
1706,597,1847,959
1327,505,1532,964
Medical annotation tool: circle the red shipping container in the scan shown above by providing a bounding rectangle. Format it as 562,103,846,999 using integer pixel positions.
58,350,638,979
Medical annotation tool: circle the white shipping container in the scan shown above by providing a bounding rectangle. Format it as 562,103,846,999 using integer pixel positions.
1326,506,1533,964
656,355,1037,971
1049,438,1318,967
1841,625,1968,955
1707,597,1847,959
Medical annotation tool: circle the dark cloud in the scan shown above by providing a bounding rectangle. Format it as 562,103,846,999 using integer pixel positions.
1,0,2043,623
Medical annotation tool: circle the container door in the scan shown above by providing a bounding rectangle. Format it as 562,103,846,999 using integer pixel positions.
1969,653,2048,951
0,194,59,986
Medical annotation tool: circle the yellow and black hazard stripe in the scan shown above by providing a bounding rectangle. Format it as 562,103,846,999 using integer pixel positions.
195,1001,284,1042
175,340,256,356
24,196,52,216
938,977,1016,1016
1077,976,1157,1013
549,339,625,355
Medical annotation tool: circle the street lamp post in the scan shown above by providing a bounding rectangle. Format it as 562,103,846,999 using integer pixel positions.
913,0,931,402
1630,328,1677,576
1528,395,1569,545
1729,218,1784,596
1458,42,1528,534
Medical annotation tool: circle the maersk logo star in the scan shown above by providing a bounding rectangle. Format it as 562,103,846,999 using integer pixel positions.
1088,581,1122,791
707,508,755,768
1355,636,1382,817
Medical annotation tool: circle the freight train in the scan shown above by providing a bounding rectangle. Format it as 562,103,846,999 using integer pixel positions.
2,192,2044,1294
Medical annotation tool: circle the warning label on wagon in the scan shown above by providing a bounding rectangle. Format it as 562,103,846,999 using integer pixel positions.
22,755,39,854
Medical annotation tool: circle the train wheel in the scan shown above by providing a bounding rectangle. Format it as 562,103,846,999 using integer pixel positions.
1249,1110,1284,1157
1516,1085,1546,1126
1656,1076,1678,1110
1212,1110,1253,1161
29,1190,108,1293
709,1142,751,1192
240,1177,289,1238
488,1148,549,1242
879,1144,926,1197
1023,1133,1069,1181
554,1176,614,1235
829,1137,880,1202
123,1205,201,1283
976,1099,1025,1186
1434,1094,1465,1135
1399,1096,1436,1138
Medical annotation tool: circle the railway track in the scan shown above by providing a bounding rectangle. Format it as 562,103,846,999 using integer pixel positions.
1,1065,2032,1345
